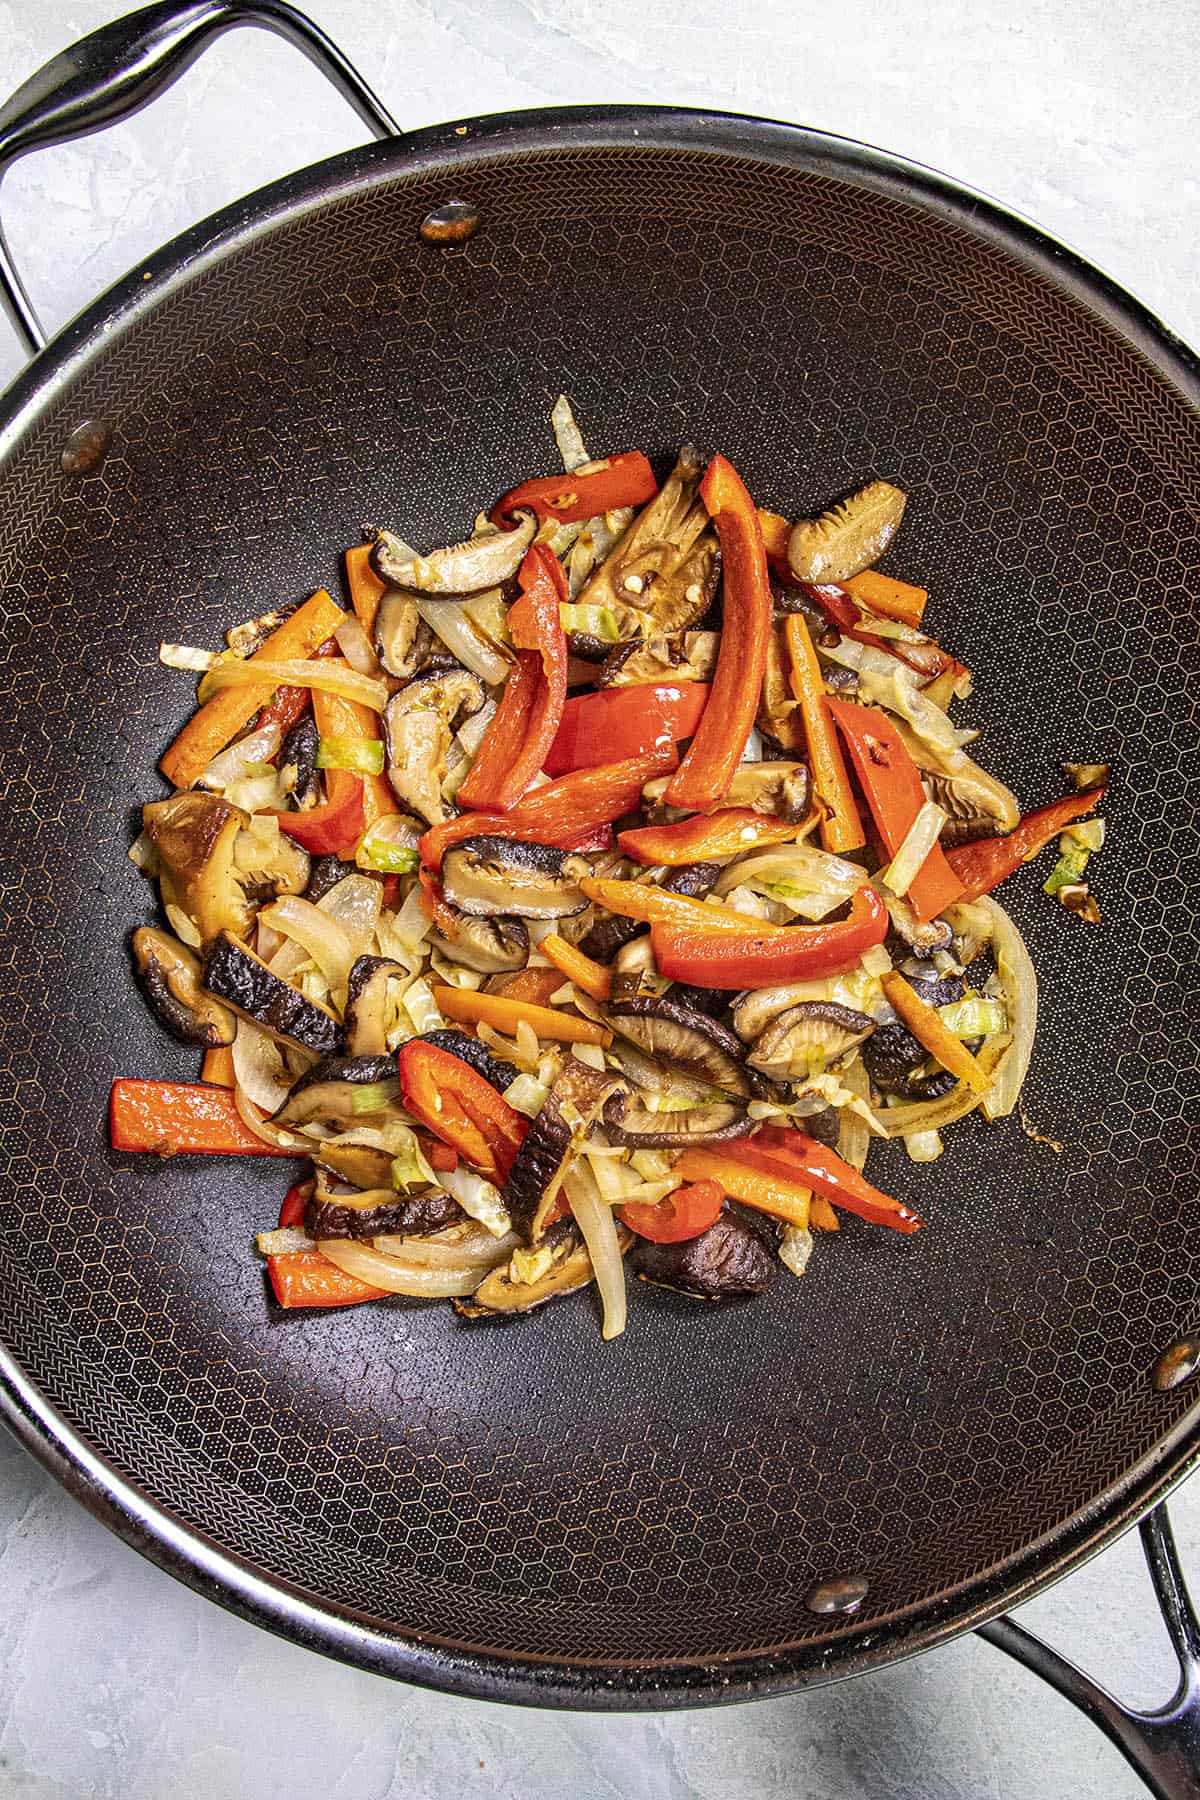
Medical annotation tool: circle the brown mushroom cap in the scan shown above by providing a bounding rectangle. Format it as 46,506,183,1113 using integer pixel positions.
746,1001,876,1079
382,666,486,827
575,447,719,640
787,480,907,585
142,792,253,944
132,926,236,1047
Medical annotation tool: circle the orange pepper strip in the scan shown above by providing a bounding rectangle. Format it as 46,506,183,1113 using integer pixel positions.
674,1147,812,1230
269,1251,386,1309
879,972,993,1093
540,934,613,1003
431,984,612,1047
579,876,790,936
417,865,460,939
199,1045,235,1087
311,681,397,832
665,455,771,809
842,569,928,629
345,543,388,637
809,1194,840,1231
488,967,569,1007
110,1080,297,1156
618,807,814,867
784,613,865,853
160,589,344,787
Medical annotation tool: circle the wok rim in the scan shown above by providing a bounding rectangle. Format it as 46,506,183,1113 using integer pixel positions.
1,101,1198,1706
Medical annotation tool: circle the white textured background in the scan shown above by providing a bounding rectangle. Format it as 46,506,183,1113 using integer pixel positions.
1,2,1198,1795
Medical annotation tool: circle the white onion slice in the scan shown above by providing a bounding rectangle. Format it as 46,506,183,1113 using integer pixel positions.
979,897,1037,1121
316,1238,494,1297
201,657,388,711
564,1161,627,1341
882,801,949,897
260,895,355,996
232,1018,295,1113
334,615,383,676
371,1228,517,1267
201,722,282,792
231,1081,314,1153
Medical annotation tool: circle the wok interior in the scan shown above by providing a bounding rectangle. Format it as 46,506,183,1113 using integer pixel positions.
1,131,1199,1686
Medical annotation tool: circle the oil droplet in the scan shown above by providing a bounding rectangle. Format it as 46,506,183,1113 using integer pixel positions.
1152,1338,1200,1393
804,1574,869,1616
61,419,111,476
419,200,480,246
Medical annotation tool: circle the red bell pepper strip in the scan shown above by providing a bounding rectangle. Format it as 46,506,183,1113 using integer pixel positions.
665,456,771,809
279,1184,308,1229
945,786,1107,901
650,887,888,990
747,1127,924,1233
110,1080,298,1157
397,1040,528,1184
618,1180,724,1244
491,450,657,529
457,546,569,810
544,683,709,776
418,1133,459,1173
254,637,340,741
419,746,677,870
559,822,613,855
826,698,964,923
274,767,366,858
618,806,813,867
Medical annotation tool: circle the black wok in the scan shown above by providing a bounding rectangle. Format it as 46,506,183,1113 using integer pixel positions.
2,5,1200,1794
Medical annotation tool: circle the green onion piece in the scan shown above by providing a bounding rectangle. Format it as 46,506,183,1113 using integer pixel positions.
357,839,419,875
350,1079,401,1114
1043,844,1089,896
937,998,1007,1038
1061,817,1105,854
559,603,621,641
317,734,385,776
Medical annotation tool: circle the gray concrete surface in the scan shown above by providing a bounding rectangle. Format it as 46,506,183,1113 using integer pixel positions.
0,1,1197,1795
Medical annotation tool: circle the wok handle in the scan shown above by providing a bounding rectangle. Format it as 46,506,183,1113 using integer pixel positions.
0,0,400,355
979,1502,1200,1800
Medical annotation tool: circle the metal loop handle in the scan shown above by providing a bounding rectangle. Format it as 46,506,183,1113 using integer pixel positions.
980,1502,1200,1800
0,0,400,355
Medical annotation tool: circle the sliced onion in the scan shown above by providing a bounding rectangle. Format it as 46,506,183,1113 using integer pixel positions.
201,658,388,712
714,843,865,899
412,596,512,685
882,801,949,897
552,392,590,472
232,1080,316,1153
904,1128,944,1163
201,722,282,792
779,1224,813,1277
564,1161,627,1341
503,1073,550,1117
371,1228,517,1267
165,903,202,949
257,1227,314,1255
979,898,1037,1120
316,1237,494,1296
159,641,217,671
836,1055,873,1172
441,1166,512,1237
259,896,356,997
232,1017,296,1113
128,831,158,874
334,615,383,676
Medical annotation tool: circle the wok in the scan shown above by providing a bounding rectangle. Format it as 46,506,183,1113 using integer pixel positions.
2,5,1199,1794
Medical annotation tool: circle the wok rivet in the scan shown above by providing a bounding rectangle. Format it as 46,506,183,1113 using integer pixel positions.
419,200,480,246
61,418,111,477
804,1575,869,1616
1152,1338,1200,1393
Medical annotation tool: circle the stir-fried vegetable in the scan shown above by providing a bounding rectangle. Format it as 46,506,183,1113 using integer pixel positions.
665,455,771,809
124,397,1108,1332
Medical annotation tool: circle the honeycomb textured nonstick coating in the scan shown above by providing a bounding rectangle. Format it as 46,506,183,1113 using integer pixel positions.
1,128,1199,1684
